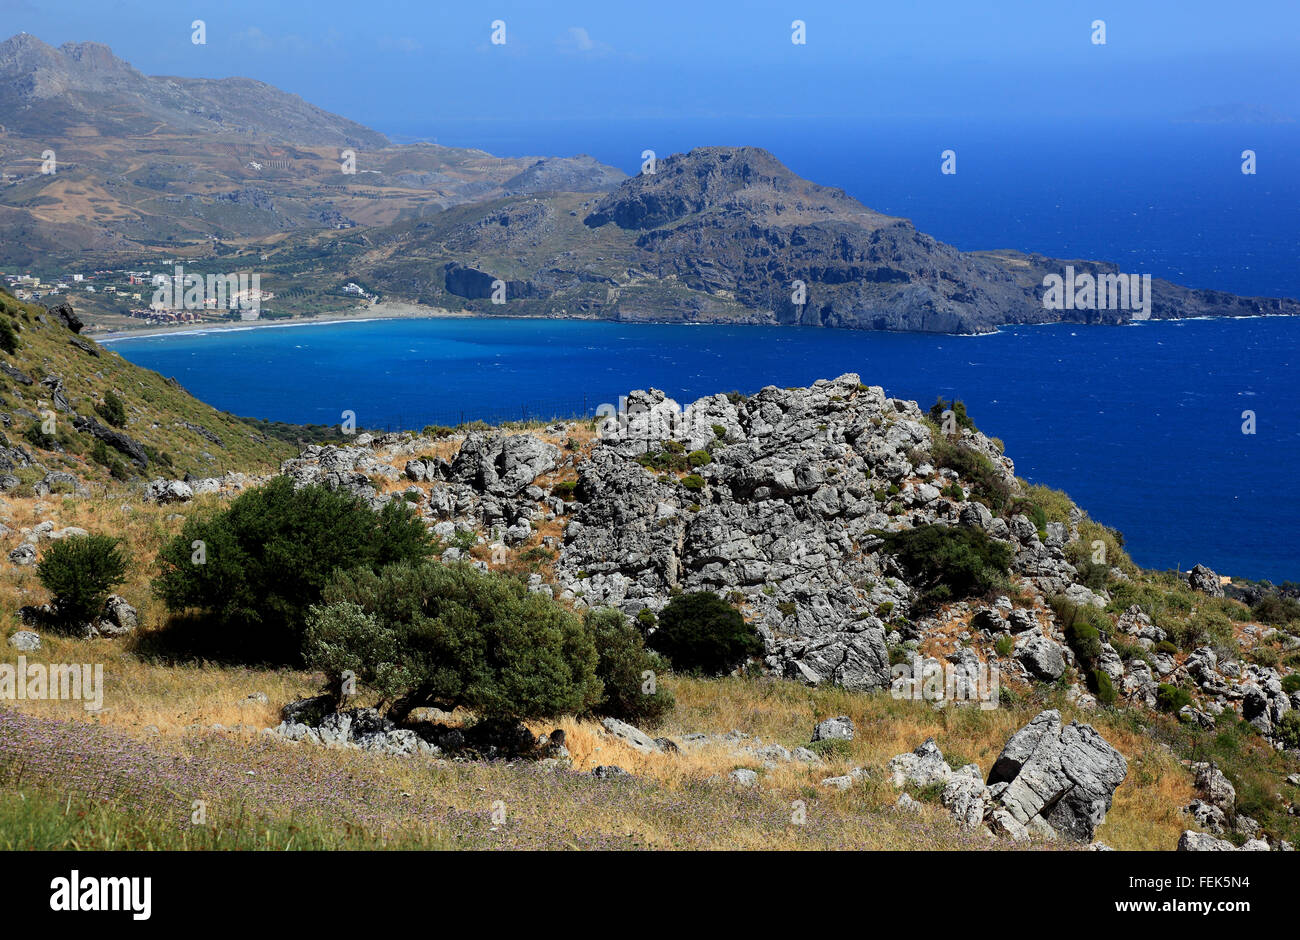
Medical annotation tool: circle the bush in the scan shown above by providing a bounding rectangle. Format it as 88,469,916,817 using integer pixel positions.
94,391,127,428
23,421,56,450
680,473,705,491
808,737,852,760
648,591,763,675
584,608,674,725
994,634,1015,658
928,437,1012,513
1276,712,1300,750
1171,609,1237,654
152,477,433,663
873,524,1012,610
37,534,129,631
1252,594,1300,625
1249,646,1280,668
1156,683,1193,714
1091,668,1117,706
0,318,18,355
928,398,976,432
687,449,712,468
1282,673,1300,695
304,561,601,722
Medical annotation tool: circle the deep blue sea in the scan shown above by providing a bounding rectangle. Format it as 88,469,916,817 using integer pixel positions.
108,315,1299,583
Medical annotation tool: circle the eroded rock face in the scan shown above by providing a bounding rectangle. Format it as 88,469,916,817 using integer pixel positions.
1188,564,1225,598
447,432,560,497
986,709,1128,842
554,373,1034,685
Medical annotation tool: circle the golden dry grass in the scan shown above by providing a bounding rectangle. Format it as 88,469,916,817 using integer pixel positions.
0,448,1201,852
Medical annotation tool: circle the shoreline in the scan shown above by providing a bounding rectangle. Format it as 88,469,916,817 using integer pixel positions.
89,303,1300,344
91,301,473,342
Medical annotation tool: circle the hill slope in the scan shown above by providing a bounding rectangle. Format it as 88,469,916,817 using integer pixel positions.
0,289,299,486
345,146,1300,333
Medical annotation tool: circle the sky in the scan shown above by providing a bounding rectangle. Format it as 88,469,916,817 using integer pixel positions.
3,0,1299,135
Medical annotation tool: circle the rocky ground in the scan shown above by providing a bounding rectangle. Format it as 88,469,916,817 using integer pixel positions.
4,374,1299,850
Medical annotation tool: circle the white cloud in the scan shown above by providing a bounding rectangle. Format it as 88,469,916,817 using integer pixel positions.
557,26,613,57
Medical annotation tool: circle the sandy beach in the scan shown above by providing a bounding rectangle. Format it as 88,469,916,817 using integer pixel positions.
91,301,471,342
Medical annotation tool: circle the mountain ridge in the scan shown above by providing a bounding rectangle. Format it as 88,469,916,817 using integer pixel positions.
1,33,1296,334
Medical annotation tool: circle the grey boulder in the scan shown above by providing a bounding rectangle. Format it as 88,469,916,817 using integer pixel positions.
986,709,1127,842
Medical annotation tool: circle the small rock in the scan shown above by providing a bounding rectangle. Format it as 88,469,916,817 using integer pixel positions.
811,715,854,742
7,630,40,651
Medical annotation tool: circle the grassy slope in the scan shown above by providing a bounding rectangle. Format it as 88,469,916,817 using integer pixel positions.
0,352,1296,850
0,290,299,482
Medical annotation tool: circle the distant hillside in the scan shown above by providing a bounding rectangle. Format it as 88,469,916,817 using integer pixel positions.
0,289,300,485
0,33,388,147
1,34,1295,334
0,34,625,270
344,146,1300,333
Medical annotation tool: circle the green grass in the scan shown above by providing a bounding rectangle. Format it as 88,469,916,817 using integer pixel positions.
0,785,452,850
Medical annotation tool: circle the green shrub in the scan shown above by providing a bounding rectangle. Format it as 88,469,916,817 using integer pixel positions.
1171,609,1237,654
927,398,977,432
711,424,728,441
1249,646,1280,668
304,561,600,722
1276,712,1300,750
1156,683,1193,714
1282,673,1300,695
1253,594,1300,625
1091,668,1117,706
23,422,56,450
551,480,577,499
687,449,712,468
808,737,852,760
0,318,18,355
994,635,1015,658
648,591,763,675
94,391,127,428
680,473,705,491
1020,483,1075,525
584,608,674,725
928,437,1011,513
152,476,433,663
37,534,129,631
1065,618,1103,668
873,524,1012,610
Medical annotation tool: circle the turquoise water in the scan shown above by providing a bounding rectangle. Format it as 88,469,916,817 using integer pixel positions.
108,315,1300,582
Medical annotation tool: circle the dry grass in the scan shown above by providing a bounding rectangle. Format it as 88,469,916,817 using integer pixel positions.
0,440,1202,852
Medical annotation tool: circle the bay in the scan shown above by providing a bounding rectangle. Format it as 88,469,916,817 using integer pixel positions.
107,315,1299,583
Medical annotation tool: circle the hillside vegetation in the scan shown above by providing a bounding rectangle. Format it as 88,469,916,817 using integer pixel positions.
0,288,302,485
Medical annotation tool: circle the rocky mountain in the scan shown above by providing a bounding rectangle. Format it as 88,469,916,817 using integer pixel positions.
0,34,625,273
3,34,1294,333
0,33,387,146
349,146,1300,333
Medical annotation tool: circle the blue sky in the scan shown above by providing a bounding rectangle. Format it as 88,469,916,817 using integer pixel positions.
4,0,1299,131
